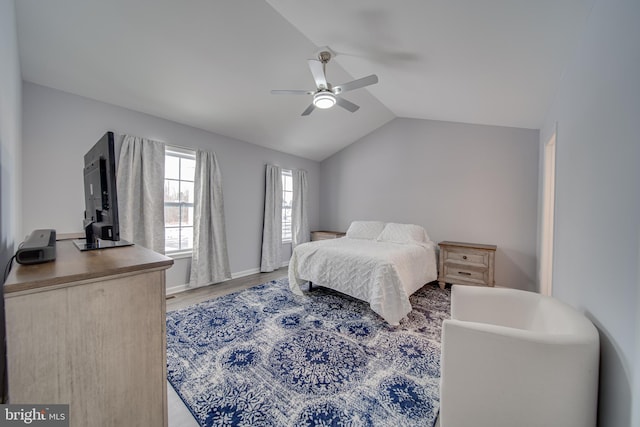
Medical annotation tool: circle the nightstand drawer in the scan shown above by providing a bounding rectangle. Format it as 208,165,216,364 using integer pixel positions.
446,249,487,266
444,265,487,284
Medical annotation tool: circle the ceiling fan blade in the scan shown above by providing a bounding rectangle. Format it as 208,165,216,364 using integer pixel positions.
336,97,360,113
333,74,379,94
271,89,314,95
308,59,328,89
301,104,315,116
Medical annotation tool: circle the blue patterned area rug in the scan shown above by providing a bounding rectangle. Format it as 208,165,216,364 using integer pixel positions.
166,278,450,427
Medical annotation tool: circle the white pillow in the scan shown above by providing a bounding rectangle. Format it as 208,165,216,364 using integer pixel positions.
377,223,430,244
345,221,386,240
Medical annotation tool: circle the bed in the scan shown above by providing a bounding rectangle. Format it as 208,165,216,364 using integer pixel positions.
288,221,438,325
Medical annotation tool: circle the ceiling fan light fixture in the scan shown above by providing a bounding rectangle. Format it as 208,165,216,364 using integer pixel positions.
272,49,376,116
313,91,336,109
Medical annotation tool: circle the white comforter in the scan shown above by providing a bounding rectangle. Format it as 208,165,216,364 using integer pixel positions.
288,238,438,325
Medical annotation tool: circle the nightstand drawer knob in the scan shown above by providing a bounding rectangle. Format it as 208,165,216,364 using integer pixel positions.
458,271,471,276
462,255,467,260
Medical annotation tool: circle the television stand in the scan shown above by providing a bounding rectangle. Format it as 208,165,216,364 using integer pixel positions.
4,239,173,426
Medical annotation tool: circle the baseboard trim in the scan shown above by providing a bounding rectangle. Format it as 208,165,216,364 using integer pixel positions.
231,267,261,279
165,264,288,296
166,284,189,295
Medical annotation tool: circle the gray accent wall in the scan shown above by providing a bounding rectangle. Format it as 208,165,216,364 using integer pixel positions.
0,0,21,403
539,0,640,425
0,0,22,274
21,82,319,287
319,117,539,291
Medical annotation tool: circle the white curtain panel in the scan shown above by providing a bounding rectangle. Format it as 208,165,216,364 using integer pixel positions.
260,164,282,272
189,150,231,288
291,169,310,248
116,135,165,253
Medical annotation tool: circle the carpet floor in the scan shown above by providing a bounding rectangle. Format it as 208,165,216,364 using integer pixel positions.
166,278,450,426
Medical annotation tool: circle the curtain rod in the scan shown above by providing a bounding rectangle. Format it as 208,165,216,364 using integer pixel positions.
120,133,206,155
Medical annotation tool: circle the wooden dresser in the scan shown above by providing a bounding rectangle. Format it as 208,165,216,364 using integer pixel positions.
3,240,173,427
437,241,496,289
311,230,346,241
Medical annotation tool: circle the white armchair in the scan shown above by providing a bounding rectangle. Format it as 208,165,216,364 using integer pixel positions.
439,285,599,427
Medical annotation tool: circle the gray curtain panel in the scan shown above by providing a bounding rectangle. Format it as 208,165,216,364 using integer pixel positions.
260,164,282,272
189,150,231,288
291,169,310,248
116,135,165,254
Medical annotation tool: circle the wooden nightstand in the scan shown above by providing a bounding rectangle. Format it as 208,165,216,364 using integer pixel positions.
311,230,346,241
438,241,497,289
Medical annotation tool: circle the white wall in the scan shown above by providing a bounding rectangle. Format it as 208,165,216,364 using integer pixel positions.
21,83,319,288
539,0,640,425
320,117,539,290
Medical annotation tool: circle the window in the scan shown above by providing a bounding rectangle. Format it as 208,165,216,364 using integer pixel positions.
164,147,196,254
282,169,293,242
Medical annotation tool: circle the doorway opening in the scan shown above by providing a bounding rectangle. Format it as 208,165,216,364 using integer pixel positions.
540,129,557,296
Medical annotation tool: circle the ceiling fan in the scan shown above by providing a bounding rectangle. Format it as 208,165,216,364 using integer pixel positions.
271,49,378,116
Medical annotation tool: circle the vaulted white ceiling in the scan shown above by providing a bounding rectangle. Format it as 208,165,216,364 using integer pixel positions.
15,0,593,161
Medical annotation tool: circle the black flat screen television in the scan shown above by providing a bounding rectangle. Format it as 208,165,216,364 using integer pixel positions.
73,131,133,251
